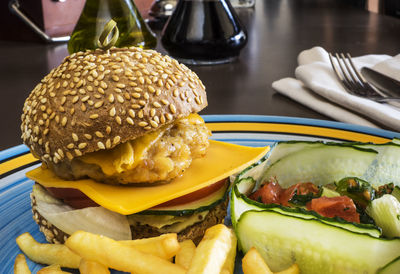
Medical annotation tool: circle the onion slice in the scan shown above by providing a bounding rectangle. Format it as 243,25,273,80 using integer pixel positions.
33,184,131,240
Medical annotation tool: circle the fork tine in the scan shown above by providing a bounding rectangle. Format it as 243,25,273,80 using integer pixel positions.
335,53,362,92
340,53,363,90
329,53,353,92
345,53,387,97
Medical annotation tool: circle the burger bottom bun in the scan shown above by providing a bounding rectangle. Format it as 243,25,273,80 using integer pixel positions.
31,193,228,245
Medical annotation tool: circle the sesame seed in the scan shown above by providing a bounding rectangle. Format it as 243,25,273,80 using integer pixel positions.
179,82,185,87
97,142,105,149
148,86,155,93
169,104,176,113
87,86,94,92
74,149,82,156
67,143,74,149
81,95,90,102
106,126,112,134
132,104,140,109
109,107,116,117
150,120,158,128
144,126,151,130
112,75,119,82
139,100,146,106
138,121,148,127
106,139,111,149
156,89,161,96
117,95,124,103
195,97,201,105
132,92,141,99
81,104,87,111
153,102,161,108
61,96,67,105
78,143,87,149
108,94,115,103
72,96,79,104
70,108,75,115
61,117,67,126
94,101,104,108
97,87,105,94
138,110,144,118
112,136,120,145
84,134,92,140
114,88,122,93
116,83,126,89
126,117,134,125
90,114,99,119
189,82,196,89
115,116,122,125
150,109,156,117
72,133,78,142
66,152,74,160
95,131,104,138
166,113,173,120
158,79,163,87
62,81,68,88
100,81,107,89
160,114,166,124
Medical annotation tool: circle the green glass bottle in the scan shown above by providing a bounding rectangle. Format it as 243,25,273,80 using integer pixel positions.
68,0,157,54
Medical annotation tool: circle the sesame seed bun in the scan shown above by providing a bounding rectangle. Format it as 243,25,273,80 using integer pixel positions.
21,47,207,166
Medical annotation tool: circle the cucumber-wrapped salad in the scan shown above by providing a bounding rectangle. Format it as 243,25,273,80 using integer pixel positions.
231,140,400,274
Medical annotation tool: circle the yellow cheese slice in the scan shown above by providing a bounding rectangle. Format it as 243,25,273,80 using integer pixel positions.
26,140,269,215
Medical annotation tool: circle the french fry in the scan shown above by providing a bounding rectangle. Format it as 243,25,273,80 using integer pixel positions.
14,254,31,274
79,259,110,274
242,247,273,274
37,264,71,274
65,230,185,274
16,233,81,269
275,263,300,274
187,224,236,274
120,233,180,260
175,240,196,269
220,231,237,274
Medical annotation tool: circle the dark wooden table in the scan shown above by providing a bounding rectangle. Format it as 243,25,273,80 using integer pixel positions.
1,0,400,150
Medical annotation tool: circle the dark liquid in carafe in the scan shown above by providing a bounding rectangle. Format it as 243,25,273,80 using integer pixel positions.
161,0,247,63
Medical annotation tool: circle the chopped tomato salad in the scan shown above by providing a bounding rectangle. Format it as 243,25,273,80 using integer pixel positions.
249,178,361,223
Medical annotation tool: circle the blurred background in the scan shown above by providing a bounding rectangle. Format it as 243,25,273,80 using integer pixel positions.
1,0,399,43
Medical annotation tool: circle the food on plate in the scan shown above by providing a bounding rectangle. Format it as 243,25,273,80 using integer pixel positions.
120,232,180,260
174,239,196,269
242,247,273,274
242,247,300,274
186,224,237,274
231,140,400,273
14,224,237,273
20,46,269,244
14,254,31,274
37,264,70,274
79,259,109,274
15,232,81,269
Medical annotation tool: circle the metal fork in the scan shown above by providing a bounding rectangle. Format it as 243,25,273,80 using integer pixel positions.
329,53,400,103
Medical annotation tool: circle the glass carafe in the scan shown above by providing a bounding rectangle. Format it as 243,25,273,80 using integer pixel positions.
68,0,157,54
161,0,247,65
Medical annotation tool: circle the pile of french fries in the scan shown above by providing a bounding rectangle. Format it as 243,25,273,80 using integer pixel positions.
14,224,237,274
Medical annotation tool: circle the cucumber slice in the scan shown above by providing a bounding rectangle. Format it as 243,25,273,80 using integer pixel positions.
392,186,400,202
366,194,400,238
378,256,400,274
231,187,381,237
320,186,340,198
358,143,400,187
237,210,400,273
236,177,256,196
138,182,229,216
261,145,377,188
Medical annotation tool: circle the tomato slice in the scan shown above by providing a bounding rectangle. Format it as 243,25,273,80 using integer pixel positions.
280,182,320,206
249,179,283,204
153,178,228,208
306,196,360,223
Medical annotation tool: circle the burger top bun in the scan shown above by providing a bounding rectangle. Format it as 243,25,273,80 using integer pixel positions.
21,47,207,165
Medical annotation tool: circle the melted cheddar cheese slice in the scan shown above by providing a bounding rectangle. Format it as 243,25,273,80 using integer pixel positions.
78,113,204,175
27,140,269,215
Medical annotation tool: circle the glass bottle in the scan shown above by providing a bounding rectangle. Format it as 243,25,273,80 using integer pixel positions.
68,0,157,54
161,0,247,65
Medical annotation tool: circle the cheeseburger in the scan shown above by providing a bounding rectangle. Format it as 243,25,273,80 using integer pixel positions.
21,47,229,244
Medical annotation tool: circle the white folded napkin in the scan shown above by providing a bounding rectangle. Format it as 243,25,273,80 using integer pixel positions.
272,47,400,131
